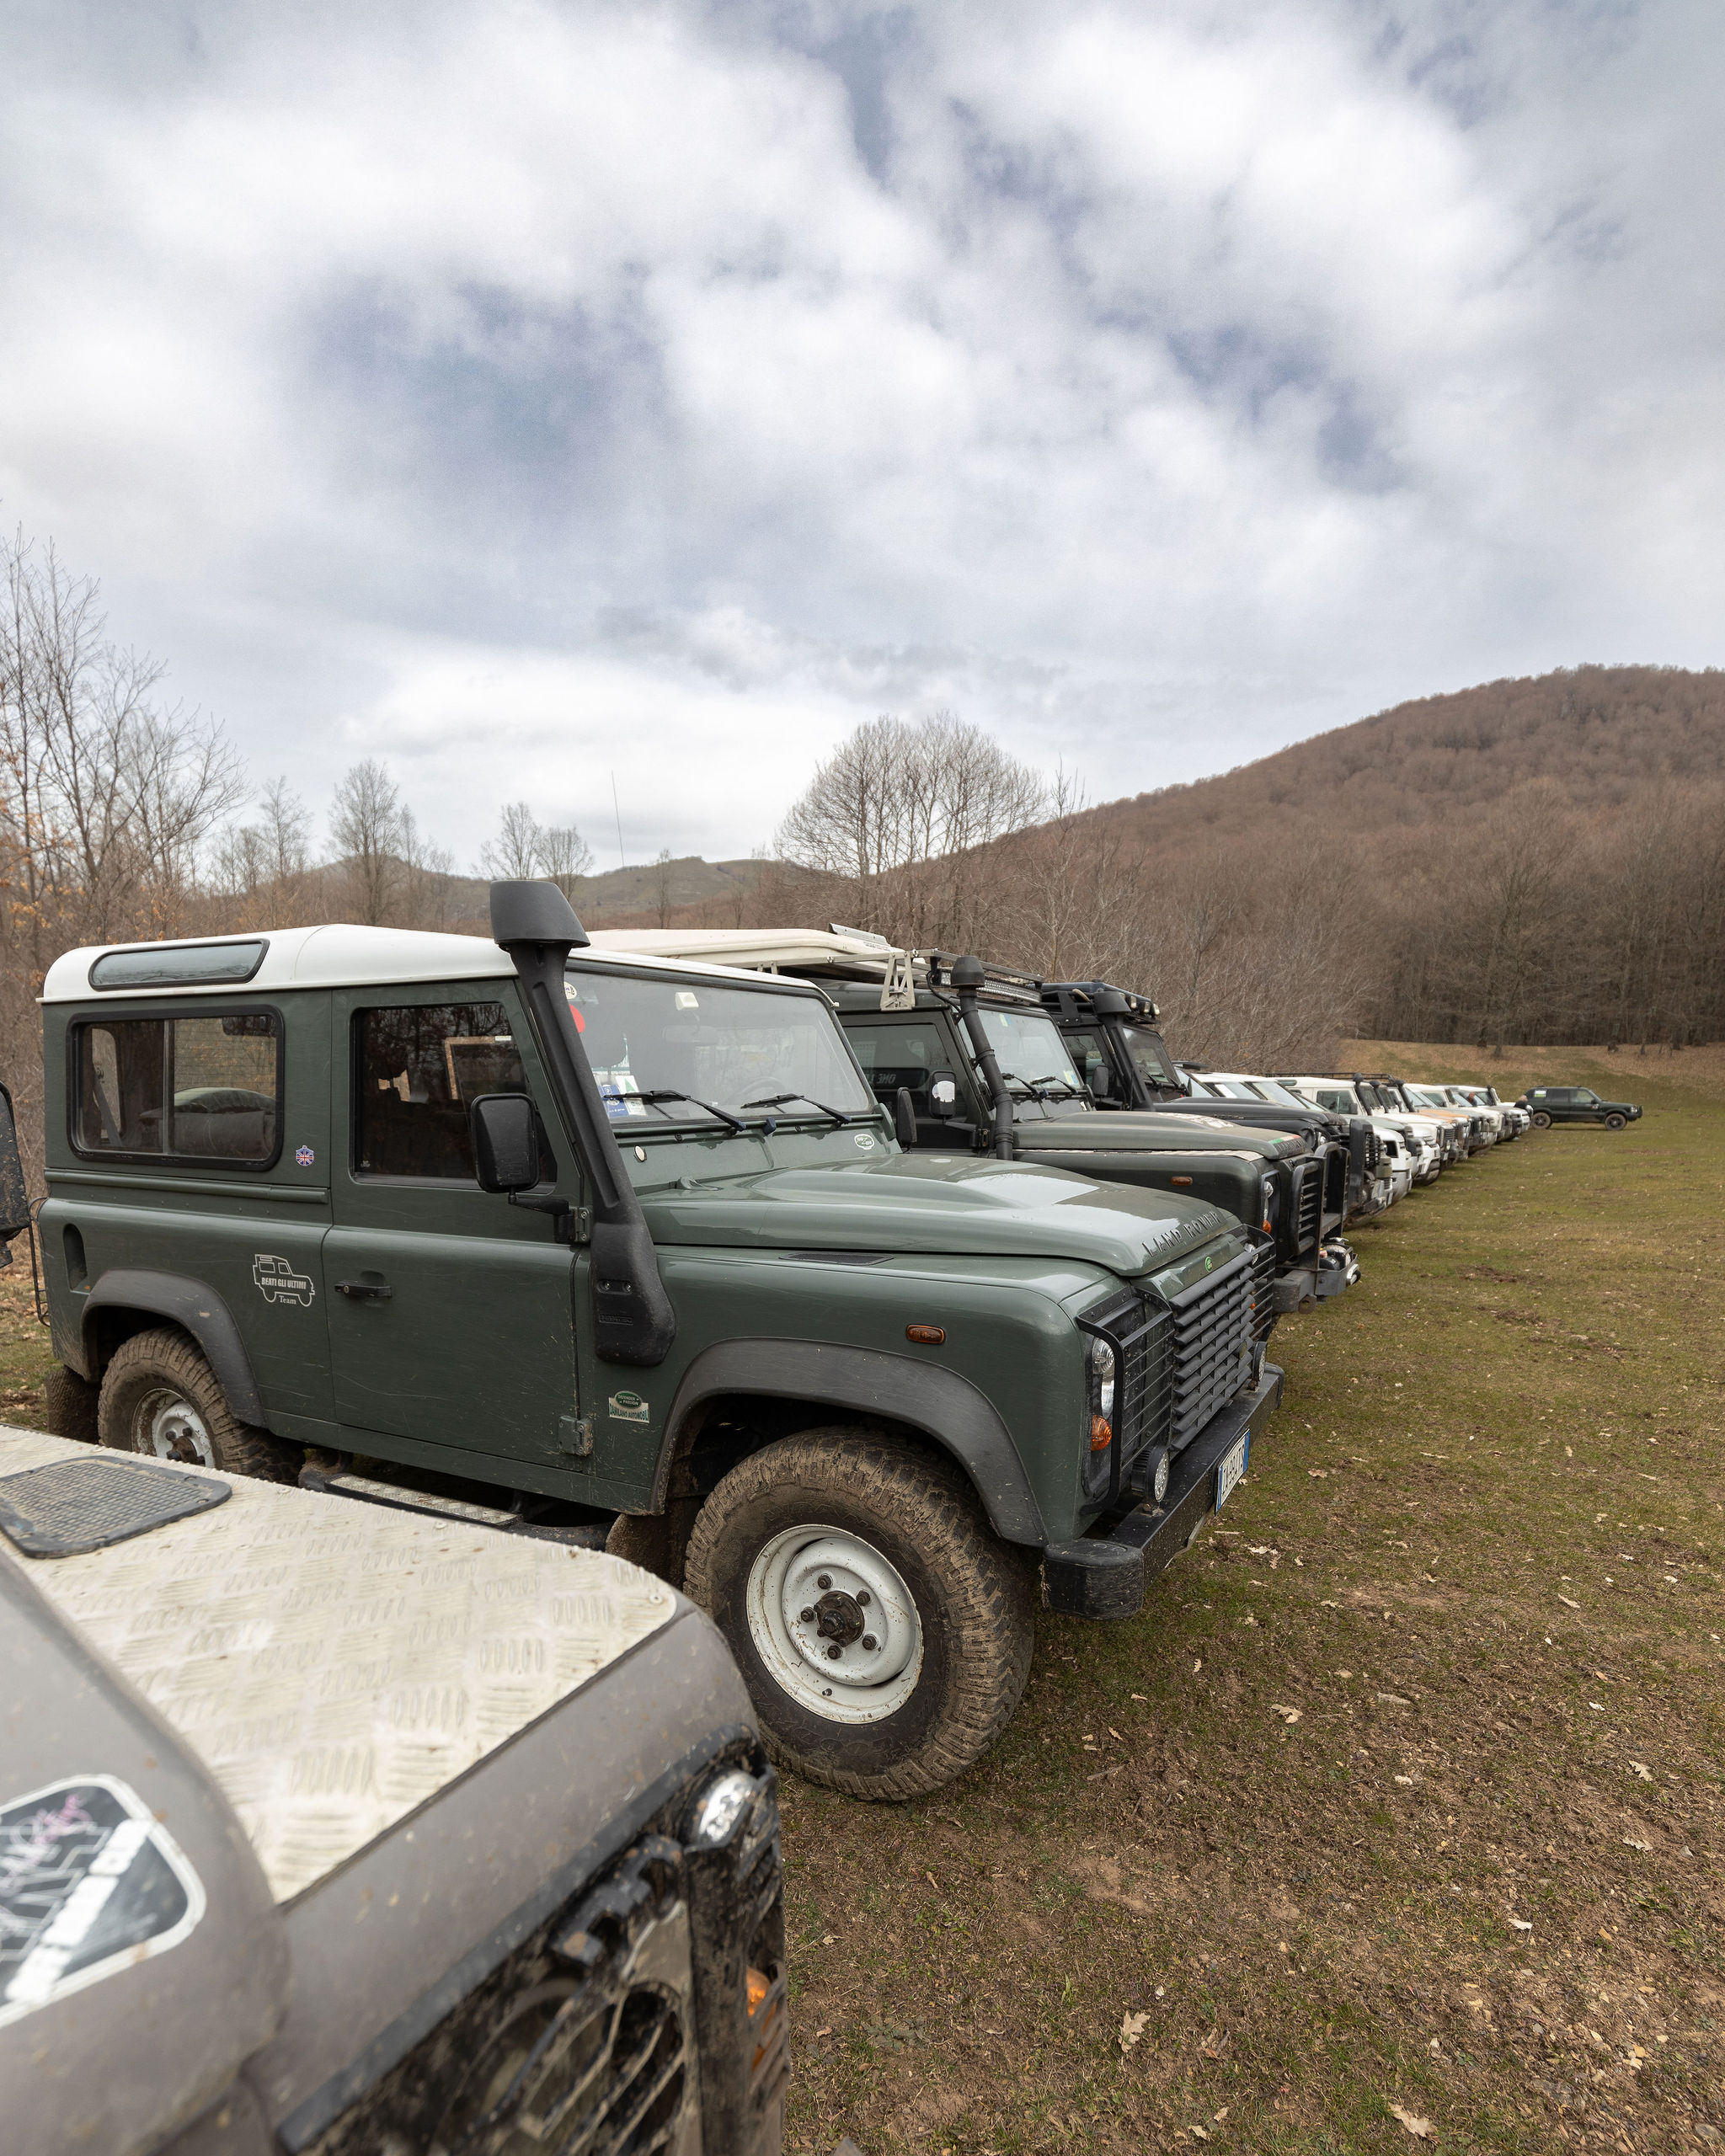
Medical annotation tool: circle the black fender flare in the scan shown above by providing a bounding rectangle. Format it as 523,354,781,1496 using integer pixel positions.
79,1269,266,1426
654,1338,1048,1546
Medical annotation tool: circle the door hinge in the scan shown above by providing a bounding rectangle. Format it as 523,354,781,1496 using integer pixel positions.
572,1206,593,1242
558,1415,595,1460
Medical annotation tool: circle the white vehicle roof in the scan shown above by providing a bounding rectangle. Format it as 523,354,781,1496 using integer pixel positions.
41,923,811,1003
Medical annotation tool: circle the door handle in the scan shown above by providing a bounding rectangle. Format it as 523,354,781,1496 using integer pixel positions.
335,1280,393,1300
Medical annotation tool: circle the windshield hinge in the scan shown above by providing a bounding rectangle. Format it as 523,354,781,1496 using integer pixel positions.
571,1205,593,1242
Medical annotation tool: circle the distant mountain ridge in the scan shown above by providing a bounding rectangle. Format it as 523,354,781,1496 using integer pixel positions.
1082,664,1725,857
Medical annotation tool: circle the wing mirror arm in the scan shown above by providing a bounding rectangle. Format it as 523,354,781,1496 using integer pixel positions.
490,880,676,1365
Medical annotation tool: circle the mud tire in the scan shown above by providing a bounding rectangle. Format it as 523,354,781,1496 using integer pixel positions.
683,1429,1035,1800
98,1327,299,1482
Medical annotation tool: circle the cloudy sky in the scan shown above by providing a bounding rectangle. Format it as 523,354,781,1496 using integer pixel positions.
3,0,1721,866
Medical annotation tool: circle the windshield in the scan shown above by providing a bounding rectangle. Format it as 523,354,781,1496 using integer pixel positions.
1118,1023,1181,1091
1243,1078,1309,1110
975,1007,1085,1097
566,968,874,1127
1409,1087,1449,1107
1206,1078,1263,1102
1309,1086,1359,1115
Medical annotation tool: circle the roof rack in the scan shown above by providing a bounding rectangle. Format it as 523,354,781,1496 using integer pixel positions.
582,926,1049,1010
1037,980,1162,1024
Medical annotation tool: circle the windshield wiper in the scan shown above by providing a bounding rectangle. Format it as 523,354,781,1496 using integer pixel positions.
743,1091,873,1129
999,1070,1085,1104
631,1088,748,1134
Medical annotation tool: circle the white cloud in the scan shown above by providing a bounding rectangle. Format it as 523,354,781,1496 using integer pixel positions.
1,0,1720,862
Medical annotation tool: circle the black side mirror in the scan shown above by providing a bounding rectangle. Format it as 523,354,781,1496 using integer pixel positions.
470,1093,543,1193
895,1087,919,1149
1088,1062,1113,1098
0,1081,29,1263
929,1073,959,1118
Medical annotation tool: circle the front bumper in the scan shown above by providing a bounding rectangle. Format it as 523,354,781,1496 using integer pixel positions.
1041,1364,1284,1620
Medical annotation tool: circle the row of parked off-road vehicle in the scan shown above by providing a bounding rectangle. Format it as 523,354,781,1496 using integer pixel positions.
0,890,1629,2156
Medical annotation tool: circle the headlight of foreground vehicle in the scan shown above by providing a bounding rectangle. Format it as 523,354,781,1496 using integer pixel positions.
1081,1332,1117,1498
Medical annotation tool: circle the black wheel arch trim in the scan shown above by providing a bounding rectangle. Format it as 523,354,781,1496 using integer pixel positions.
655,1338,1049,1546
77,1267,267,1425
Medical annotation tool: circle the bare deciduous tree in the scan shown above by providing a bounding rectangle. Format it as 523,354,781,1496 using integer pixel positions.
330,759,404,926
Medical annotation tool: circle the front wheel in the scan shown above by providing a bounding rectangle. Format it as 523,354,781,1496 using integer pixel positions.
683,1430,1035,1799
1530,1111,1551,1129
1605,1113,1626,1130
99,1327,300,1482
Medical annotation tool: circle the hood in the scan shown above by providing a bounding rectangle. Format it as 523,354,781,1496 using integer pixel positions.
638,1150,1242,1278
1020,1111,1304,1162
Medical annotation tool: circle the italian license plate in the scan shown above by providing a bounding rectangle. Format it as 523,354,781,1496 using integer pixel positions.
1215,1433,1249,1509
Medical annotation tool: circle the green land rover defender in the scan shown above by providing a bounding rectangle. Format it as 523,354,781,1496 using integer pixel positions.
34,884,1281,1799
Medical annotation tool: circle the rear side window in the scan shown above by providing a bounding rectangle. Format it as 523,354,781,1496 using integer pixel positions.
355,1002,551,1181
844,1021,955,1109
73,1012,280,1164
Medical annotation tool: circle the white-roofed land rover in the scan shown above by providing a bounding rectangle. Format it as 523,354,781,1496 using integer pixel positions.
33,883,1280,1800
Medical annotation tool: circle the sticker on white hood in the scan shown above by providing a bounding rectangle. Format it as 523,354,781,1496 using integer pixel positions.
0,1774,205,2027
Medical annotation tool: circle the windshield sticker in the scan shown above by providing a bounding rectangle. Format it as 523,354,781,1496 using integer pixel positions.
675,991,699,1011
254,1253,316,1306
0,1775,206,2029
607,1390,650,1424
853,1131,876,1150
594,1072,647,1120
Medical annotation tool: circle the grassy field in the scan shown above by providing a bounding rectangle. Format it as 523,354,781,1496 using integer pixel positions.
4,1046,1721,2152
780,1048,1725,2154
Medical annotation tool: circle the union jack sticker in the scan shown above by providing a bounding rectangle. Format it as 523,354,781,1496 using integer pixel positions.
295,1145,314,1167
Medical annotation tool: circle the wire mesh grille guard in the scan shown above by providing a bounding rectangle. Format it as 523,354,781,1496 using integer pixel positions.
1078,1285,1172,1497
1166,1251,1256,1449
308,1836,697,2156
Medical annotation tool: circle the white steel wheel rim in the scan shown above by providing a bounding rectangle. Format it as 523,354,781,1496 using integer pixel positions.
135,1386,215,1469
745,1524,924,1725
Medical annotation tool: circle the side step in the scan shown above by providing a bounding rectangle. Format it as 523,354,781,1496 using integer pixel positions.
299,1462,611,1548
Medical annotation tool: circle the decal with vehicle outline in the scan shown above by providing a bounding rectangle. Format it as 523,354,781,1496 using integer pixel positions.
253,1253,316,1306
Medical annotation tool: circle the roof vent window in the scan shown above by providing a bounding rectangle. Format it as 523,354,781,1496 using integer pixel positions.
89,940,268,991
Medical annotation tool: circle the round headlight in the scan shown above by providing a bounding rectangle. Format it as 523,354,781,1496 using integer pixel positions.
1089,1336,1116,1420
685,1768,756,1849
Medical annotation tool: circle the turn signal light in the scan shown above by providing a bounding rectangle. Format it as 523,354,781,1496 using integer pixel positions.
1090,1415,1113,1452
746,1967,771,2016
905,1324,946,1345
1172,1174,1194,1186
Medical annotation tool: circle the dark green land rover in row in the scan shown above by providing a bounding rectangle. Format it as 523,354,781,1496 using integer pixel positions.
35,884,1282,1798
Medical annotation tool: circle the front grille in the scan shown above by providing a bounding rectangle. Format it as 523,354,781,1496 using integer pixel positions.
1167,1251,1255,1449
1079,1285,1171,1498
1294,1161,1322,1255
1250,1238,1278,1344
306,1751,785,2156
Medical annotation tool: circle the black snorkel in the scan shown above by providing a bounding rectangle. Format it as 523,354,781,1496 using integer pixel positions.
490,879,676,1366
951,954,1016,1161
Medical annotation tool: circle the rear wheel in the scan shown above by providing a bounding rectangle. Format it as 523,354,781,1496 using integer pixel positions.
683,1430,1035,1800
1530,1111,1551,1129
98,1328,299,1482
1605,1113,1626,1130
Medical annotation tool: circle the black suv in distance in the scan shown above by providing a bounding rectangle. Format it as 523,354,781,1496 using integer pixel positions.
1516,1086,1643,1130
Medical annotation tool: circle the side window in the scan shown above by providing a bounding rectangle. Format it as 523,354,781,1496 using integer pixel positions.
1064,1028,1110,1092
74,1012,280,1164
844,1021,958,1110
355,1001,551,1181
